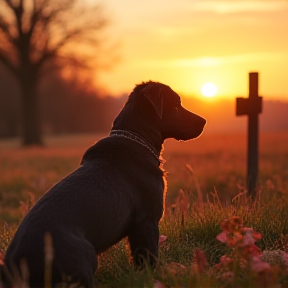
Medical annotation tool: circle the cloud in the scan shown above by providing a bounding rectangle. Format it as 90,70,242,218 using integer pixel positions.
191,1,287,14
174,57,223,67
134,52,286,68
173,53,286,67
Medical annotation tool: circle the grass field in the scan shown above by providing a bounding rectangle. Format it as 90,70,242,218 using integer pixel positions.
1,131,288,287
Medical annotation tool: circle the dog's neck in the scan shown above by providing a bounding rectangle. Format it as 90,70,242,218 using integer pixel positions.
109,129,162,164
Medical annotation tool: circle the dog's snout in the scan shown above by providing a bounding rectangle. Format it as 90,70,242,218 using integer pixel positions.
178,110,206,140
191,112,206,127
197,115,206,126
194,114,206,133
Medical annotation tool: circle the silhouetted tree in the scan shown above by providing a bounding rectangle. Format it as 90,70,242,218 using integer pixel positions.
39,74,126,134
0,65,20,137
0,0,111,146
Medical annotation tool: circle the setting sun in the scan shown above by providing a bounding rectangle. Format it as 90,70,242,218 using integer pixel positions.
201,83,218,97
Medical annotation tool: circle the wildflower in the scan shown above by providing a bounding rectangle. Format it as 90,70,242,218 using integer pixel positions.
216,231,227,243
216,217,262,248
214,216,275,286
219,255,233,266
153,279,168,288
217,230,244,247
192,247,209,273
214,255,233,272
221,216,243,233
159,235,167,245
262,249,288,271
221,271,235,283
243,227,262,245
166,262,187,276
242,243,262,258
250,256,271,273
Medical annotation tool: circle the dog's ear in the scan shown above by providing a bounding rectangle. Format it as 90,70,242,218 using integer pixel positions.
142,84,163,119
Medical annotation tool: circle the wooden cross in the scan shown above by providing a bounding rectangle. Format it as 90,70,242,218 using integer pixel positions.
236,72,263,198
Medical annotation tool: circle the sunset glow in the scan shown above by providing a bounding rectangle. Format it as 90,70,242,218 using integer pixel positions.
91,0,288,100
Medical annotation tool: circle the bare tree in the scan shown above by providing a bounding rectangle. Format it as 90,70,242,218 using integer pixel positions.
0,0,111,145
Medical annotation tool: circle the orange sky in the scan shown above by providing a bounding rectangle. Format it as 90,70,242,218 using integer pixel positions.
94,0,288,100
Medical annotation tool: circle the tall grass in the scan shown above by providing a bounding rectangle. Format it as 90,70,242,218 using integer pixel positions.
1,132,288,287
94,188,288,287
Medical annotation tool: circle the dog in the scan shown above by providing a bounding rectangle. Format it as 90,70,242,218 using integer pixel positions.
2,81,206,287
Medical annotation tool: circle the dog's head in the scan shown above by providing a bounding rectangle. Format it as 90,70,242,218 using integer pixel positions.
113,81,206,142
141,81,206,141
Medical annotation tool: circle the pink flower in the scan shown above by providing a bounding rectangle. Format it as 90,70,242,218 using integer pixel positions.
214,255,233,271
242,244,262,257
166,262,187,276
221,271,235,282
227,231,244,246
219,255,233,265
216,230,244,247
221,216,243,232
250,256,271,272
154,279,168,288
216,232,228,243
214,216,275,286
159,235,167,245
193,248,209,273
243,228,262,245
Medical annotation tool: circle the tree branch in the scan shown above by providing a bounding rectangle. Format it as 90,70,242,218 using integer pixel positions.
36,26,91,69
1,0,114,79
3,0,14,10
3,0,23,38
0,17,17,47
26,0,38,40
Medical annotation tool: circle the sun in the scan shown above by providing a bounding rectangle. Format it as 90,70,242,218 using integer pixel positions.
201,82,218,97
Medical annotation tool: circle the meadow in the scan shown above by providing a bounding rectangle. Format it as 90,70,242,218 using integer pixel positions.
0,131,288,287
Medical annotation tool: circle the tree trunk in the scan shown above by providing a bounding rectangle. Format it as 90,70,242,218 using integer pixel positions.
20,75,43,146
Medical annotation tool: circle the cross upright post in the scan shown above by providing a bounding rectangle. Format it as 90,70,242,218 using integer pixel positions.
236,72,262,198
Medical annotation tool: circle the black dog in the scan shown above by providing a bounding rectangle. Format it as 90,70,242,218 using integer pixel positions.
2,81,206,287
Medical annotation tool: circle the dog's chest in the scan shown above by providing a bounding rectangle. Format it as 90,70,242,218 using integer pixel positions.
132,166,165,221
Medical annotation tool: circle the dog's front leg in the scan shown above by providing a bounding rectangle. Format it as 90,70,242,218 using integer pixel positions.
128,219,159,269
